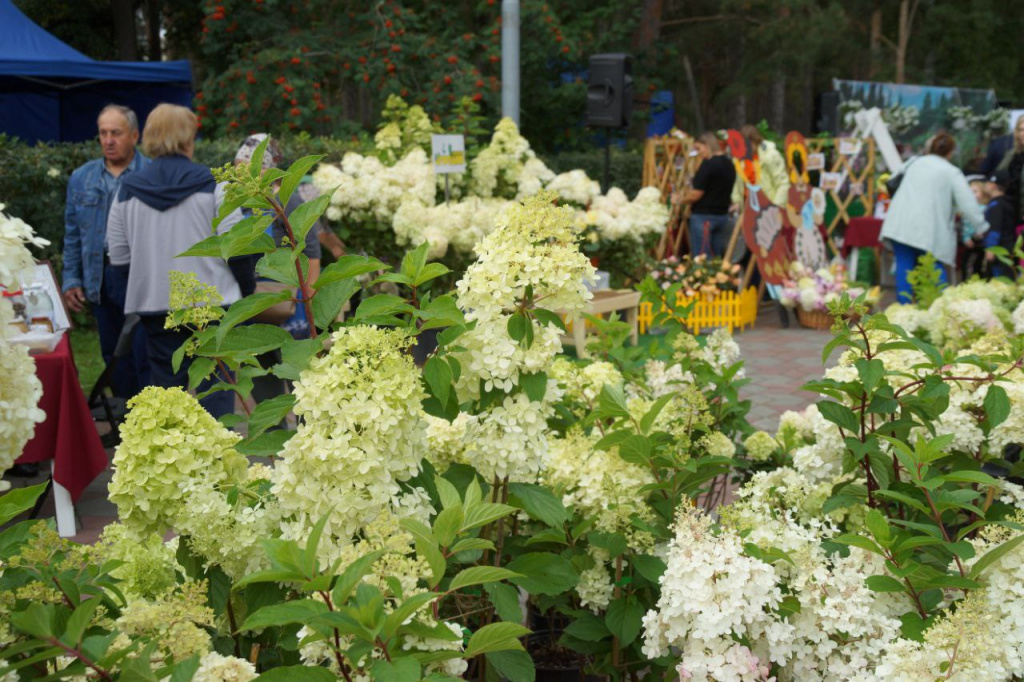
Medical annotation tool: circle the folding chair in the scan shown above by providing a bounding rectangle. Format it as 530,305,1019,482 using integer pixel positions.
88,314,141,448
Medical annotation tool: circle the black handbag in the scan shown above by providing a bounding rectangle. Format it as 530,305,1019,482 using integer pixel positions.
885,156,918,197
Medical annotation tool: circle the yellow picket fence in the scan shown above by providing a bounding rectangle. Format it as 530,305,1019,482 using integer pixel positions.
637,287,759,335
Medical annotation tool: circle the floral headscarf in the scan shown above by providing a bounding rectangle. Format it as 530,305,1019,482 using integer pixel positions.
234,133,283,170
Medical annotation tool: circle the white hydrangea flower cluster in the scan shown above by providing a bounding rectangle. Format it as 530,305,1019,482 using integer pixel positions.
546,169,601,206
312,149,435,224
549,357,624,407
424,411,477,472
576,552,616,614
743,431,778,463
401,621,469,678
193,651,258,682
173,479,282,580
882,302,932,336
469,118,552,198
587,186,669,242
461,390,559,482
0,203,49,289
640,358,692,398
641,507,782,671
700,328,745,375
87,522,178,600
0,341,45,483
1013,298,1024,335
272,326,428,564
392,195,508,258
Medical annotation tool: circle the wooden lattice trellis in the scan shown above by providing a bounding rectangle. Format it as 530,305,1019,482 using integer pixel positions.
642,135,700,258
805,137,876,251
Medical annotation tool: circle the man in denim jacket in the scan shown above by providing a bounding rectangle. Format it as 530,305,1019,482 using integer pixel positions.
61,104,149,398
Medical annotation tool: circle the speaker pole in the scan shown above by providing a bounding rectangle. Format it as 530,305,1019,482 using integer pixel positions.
501,0,520,125
603,128,611,194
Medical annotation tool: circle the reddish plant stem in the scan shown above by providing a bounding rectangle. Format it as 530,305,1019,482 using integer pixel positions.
269,198,318,340
45,638,113,680
215,358,252,417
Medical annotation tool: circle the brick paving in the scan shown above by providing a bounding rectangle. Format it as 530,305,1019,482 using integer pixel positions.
3,301,839,543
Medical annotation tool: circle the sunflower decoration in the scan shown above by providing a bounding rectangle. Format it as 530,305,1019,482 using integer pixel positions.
785,131,810,186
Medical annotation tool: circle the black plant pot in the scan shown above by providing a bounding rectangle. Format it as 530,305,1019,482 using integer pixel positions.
527,630,605,682
412,328,440,366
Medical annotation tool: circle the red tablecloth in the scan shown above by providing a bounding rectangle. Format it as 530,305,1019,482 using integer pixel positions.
842,217,884,257
16,334,108,501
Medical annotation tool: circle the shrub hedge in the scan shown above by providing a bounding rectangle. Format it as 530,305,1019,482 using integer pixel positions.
0,134,644,278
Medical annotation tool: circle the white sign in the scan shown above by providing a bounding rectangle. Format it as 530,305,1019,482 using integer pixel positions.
838,138,861,156
807,153,826,171
431,134,466,174
820,172,844,192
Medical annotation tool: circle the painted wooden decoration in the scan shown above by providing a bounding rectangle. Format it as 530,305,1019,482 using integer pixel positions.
741,184,790,284
785,132,829,271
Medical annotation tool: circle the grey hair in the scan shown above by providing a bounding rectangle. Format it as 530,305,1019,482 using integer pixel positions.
98,104,139,133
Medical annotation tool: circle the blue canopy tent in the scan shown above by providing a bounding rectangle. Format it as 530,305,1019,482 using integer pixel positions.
0,0,193,143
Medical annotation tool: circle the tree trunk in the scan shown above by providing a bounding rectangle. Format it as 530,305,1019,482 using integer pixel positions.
145,0,161,61
632,0,664,50
802,64,815,134
112,0,138,61
869,7,881,78
896,0,920,84
770,73,786,132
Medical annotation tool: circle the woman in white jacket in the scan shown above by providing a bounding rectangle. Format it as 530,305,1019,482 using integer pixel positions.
881,132,988,303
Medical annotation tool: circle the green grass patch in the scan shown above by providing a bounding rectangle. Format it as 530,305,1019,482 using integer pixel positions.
69,327,104,396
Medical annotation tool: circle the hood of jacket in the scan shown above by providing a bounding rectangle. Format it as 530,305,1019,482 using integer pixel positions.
117,154,215,211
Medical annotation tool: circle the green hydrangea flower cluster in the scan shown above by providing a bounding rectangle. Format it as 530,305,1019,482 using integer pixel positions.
109,386,247,538
272,326,428,564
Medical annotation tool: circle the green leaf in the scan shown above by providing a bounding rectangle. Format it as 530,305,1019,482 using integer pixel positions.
943,470,1001,487
219,217,277,259
451,538,494,554
168,655,200,682
433,505,464,548
533,307,566,333
332,550,386,606
984,384,1011,429
563,613,611,642
485,582,523,624
288,193,332,245
413,262,451,288
597,384,630,419
639,394,674,435
248,135,270,179
865,509,892,545
418,294,465,330
462,503,517,531
10,603,54,639
855,357,885,394
519,371,547,402
605,596,644,646
0,482,49,525
371,658,422,682
255,248,302,287
969,534,1024,579
354,294,415,323
314,255,389,289
279,155,325,206
487,650,536,682
237,429,294,457
464,622,530,657
507,312,528,343
900,612,934,642
817,400,861,434
435,477,461,511
424,356,454,407
61,598,102,648
589,531,627,559
508,482,567,529
241,600,327,631
381,592,439,641
449,566,523,592
632,554,668,584
506,553,579,596
618,434,652,465
310,278,360,331
246,394,296,440
865,575,906,593
216,290,292,345
255,666,336,682
834,533,883,555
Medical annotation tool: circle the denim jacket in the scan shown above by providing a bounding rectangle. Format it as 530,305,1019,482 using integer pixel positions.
62,152,148,303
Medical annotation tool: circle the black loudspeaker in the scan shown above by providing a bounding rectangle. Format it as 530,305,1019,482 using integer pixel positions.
814,91,839,135
587,53,633,128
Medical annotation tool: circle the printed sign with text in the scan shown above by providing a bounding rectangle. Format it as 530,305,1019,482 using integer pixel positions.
431,134,466,174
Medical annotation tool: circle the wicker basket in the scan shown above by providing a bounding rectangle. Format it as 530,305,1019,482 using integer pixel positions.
796,308,832,330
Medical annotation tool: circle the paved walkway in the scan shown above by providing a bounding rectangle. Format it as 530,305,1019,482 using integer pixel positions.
4,302,837,544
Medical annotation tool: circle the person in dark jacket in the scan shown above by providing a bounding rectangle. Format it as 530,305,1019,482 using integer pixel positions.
983,169,1019,278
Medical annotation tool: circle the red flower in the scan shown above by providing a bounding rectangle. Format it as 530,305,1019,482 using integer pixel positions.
443,75,452,85
561,46,570,53
291,57,302,65
387,63,396,72
290,107,301,116
476,79,483,88
274,76,286,84
284,85,294,93
472,93,482,102
391,44,401,52
389,30,396,38
363,73,370,82
400,88,408,96
229,120,239,128
358,56,367,64
343,62,351,70
446,55,458,64
385,19,393,27
489,55,499,63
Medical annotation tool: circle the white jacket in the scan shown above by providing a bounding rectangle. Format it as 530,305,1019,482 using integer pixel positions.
880,154,988,266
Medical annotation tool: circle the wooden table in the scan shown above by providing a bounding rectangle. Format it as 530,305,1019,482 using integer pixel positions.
560,289,641,358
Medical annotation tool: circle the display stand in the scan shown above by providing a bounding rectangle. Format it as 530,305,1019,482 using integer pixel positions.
642,135,700,258
805,137,876,253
